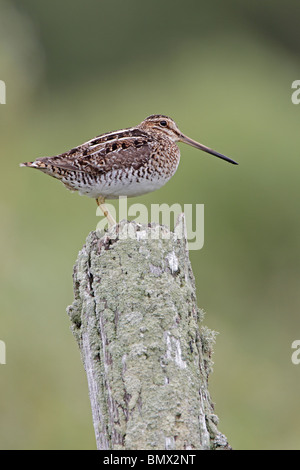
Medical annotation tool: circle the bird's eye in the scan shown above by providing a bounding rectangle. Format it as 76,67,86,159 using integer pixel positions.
160,120,167,127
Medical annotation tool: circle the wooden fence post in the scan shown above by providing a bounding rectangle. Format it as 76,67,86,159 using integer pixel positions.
67,215,231,450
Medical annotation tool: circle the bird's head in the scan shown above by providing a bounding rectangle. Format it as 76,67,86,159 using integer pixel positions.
139,114,238,165
138,115,182,141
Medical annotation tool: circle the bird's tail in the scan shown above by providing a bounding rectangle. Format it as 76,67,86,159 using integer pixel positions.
19,161,33,167
19,160,47,169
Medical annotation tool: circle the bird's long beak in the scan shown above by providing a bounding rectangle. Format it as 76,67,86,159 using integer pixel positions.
179,133,238,165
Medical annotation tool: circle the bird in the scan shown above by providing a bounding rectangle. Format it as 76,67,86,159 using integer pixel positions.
20,114,238,225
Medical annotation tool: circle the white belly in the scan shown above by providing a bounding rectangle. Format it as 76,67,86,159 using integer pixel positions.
64,169,174,200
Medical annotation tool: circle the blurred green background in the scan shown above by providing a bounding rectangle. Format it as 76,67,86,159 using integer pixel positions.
1,0,300,450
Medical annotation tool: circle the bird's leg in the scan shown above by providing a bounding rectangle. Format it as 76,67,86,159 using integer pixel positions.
96,196,116,227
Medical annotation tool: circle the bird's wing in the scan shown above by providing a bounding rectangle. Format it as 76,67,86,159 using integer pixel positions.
35,129,154,175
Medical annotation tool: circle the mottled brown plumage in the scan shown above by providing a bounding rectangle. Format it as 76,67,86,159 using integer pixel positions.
20,114,237,225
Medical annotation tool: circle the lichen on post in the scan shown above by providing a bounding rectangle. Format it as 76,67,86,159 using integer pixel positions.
67,214,231,450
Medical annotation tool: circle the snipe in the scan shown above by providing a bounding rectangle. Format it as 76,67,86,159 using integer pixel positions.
20,114,238,225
